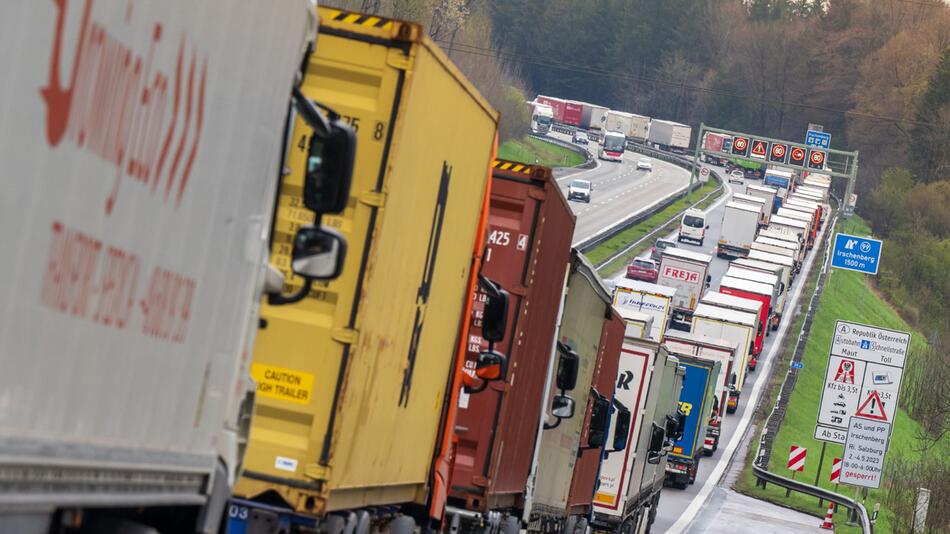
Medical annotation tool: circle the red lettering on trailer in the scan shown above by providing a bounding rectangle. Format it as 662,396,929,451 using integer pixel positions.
39,220,195,343
40,0,207,215
662,266,699,283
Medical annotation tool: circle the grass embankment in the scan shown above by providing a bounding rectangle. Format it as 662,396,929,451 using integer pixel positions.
587,179,722,275
497,136,586,168
734,216,949,533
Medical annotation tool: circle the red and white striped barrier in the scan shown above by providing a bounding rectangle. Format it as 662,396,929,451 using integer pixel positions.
830,457,842,483
787,445,807,472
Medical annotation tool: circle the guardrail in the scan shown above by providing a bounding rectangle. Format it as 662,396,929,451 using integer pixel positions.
587,176,722,270
750,195,873,533
528,133,595,168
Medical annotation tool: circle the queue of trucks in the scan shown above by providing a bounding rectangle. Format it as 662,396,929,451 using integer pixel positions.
527,96,692,152
2,3,836,533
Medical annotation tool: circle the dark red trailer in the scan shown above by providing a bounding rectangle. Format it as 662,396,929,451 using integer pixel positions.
566,306,624,517
447,159,576,528
562,101,583,127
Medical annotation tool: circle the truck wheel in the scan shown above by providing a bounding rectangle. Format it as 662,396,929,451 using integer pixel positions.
689,463,699,485
673,478,687,490
389,515,416,534
699,238,704,247
501,516,520,534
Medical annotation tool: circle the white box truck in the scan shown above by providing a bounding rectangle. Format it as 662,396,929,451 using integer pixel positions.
757,230,806,265
726,266,782,327
690,303,757,413
767,215,809,248
628,114,652,142
733,258,790,323
733,193,768,228
0,1,326,531
662,331,738,455
647,119,691,151
657,248,713,330
605,111,634,140
593,336,683,534
777,207,815,248
612,279,676,342
716,202,761,258
745,184,778,220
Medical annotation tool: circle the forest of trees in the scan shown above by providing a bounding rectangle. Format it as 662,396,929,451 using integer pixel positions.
329,0,950,339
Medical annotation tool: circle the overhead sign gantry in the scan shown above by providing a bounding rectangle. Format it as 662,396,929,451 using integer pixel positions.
689,123,860,217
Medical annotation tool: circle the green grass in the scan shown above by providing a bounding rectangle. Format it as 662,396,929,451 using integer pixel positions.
587,179,722,275
734,215,948,533
497,136,586,168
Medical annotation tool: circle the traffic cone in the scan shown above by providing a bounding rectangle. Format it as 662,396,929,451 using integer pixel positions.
820,501,835,530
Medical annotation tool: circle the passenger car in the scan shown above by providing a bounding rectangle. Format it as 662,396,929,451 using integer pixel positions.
651,238,677,262
626,258,659,282
568,179,592,203
637,157,653,171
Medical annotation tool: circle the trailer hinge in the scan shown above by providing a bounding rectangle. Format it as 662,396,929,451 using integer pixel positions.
304,463,331,481
387,48,411,70
358,190,387,207
331,327,359,345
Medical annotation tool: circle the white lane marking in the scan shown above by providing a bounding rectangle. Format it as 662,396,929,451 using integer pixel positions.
665,215,828,534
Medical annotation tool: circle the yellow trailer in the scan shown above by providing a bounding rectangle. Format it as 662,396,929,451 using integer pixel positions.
231,6,499,530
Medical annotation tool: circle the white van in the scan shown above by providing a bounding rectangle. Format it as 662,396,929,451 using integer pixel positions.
679,208,708,245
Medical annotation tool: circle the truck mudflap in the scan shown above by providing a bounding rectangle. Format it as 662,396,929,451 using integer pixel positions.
715,242,751,259
664,458,696,490
669,309,694,332
726,391,740,414
703,421,720,456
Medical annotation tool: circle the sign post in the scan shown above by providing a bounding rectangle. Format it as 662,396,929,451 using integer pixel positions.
814,320,910,444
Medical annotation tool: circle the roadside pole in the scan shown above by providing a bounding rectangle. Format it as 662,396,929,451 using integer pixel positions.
814,441,827,507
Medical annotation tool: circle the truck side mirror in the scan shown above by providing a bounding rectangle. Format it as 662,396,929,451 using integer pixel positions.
612,407,632,451
675,411,687,439
646,423,666,464
587,395,610,448
303,123,356,214
556,342,580,391
291,226,347,280
480,278,509,344
293,89,356,215
729,372,737,389
552,394,576,419
475,350,508,381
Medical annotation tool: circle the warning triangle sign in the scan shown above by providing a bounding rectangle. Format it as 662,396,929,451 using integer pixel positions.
751,140,767,156
855,390,888,421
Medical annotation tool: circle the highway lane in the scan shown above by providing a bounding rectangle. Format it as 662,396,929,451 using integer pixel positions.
604,166,826,533
540,132,691,246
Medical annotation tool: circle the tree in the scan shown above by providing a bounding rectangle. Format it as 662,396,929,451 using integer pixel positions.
912,48,950,183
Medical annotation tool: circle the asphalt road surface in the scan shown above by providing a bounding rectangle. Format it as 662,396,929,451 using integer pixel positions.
542,133,691,246
605,165,828,533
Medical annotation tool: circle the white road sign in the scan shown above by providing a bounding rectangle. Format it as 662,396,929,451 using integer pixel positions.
840,417,891,489
814,321,910,444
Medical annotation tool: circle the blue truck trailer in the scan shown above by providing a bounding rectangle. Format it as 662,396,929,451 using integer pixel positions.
664,355,720,489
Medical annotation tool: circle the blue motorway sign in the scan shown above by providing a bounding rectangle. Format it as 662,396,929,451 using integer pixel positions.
805,129,831,149
831,233,883,275
790,361,804,369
